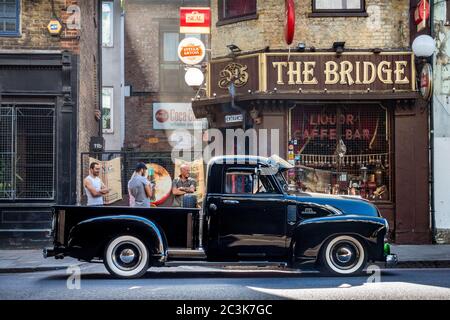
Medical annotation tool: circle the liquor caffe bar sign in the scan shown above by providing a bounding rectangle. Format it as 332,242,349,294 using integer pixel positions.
208,52,415,97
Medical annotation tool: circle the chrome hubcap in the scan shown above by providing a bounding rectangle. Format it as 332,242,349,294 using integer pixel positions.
111,241,142,271
336,247,353,263
119,248,136,264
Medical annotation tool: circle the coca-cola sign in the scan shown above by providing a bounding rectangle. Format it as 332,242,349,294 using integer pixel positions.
153,103,208,130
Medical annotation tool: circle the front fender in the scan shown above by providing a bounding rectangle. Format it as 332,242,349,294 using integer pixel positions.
67,215,168,262
290,215,387,263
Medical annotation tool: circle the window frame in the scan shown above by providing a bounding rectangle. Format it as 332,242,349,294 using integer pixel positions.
159,22,206,93
223,168,281,195
217,0,258,26
102,1,114,47
0,0,20,37
102,87,114,133
310,0,367,17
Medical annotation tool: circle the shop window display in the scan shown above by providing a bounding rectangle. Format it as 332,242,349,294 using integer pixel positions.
289,104,391,202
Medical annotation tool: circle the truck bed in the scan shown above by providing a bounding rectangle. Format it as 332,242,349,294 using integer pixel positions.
53,205,201,250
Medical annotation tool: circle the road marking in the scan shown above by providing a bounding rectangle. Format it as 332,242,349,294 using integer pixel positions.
129,286,142,290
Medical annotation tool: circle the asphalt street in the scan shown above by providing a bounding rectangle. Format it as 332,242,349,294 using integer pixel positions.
1,264,450,300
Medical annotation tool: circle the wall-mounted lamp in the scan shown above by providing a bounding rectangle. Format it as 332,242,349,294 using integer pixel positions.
227,44,242,55
372,48,382,54
412,35,435,60
333,41,346,55
297,42,306,52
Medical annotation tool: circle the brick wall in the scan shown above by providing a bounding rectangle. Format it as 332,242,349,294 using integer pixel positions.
124,1,181,92
0,0,100,203
0,0,91,52
124,0,206,152
211,0,410,58
124,96,172,151
78,0,99,153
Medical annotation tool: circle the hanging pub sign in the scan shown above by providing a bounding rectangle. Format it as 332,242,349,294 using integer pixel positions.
180,7,211,34
419,62,433,101
207,52,415,97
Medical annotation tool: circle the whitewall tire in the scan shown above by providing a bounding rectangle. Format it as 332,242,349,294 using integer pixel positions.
320,235,367,276
104,235,150,279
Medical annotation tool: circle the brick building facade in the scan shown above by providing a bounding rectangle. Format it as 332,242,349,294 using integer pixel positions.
123,0,209,152
210,0,410,58
192,0,432,244
0,0,100,247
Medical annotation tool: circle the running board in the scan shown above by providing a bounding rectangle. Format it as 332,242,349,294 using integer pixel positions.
165,260,289,268
167,249,207,260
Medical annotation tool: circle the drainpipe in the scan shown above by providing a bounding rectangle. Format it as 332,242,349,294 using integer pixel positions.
98,0,103,139
429,0,436,243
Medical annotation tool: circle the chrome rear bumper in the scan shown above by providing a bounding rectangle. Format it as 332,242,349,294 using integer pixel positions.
43,247,66,259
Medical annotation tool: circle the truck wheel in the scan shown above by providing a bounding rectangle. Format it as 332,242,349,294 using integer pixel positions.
319,235,367,276
104,235,150,279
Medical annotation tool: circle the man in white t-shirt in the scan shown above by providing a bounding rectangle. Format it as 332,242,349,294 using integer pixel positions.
84,162,109,206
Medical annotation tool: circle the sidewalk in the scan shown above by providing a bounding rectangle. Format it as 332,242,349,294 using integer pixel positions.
1,245,450,273
391,244,450,268
0,249,85,273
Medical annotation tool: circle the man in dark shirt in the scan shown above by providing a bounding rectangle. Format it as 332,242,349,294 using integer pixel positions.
172,164,196,207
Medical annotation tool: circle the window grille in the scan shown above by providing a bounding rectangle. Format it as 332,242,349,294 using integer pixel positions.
0,105,56,200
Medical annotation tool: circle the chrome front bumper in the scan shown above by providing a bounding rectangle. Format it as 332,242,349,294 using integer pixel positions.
385,254,398,267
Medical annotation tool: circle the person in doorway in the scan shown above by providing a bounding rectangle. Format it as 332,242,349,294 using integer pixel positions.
172,164,196,207
128,162,154,208
84,162,109,206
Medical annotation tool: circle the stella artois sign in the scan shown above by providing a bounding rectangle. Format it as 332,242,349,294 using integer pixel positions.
180,7,211,34
178,37,206,65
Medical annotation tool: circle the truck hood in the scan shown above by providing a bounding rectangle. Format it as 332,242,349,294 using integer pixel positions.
285,193,380,217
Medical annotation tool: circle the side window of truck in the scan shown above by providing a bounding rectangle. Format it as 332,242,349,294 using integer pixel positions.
225,170,278,194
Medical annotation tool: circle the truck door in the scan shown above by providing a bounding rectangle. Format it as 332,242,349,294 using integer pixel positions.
214,168,288,258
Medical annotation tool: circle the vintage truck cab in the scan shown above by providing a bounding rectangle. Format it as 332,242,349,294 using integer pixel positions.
44,155,397,278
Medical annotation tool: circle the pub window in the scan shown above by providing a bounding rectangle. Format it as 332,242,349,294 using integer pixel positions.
159,24,204,92
312,0,365,13
219,0,257,21
289,104,392,202
102,87,113,133
0,105,56,200
0,0,20,36
102,1,114,47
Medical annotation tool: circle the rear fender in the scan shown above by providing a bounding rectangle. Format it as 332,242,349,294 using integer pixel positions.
290,215,387,263
67,215,168,262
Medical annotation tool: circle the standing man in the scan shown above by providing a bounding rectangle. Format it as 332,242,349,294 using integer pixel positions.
84,162,109,206
172,164,196,207
128,162,154,208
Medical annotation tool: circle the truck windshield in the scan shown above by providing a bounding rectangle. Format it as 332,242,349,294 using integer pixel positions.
275,171,289,193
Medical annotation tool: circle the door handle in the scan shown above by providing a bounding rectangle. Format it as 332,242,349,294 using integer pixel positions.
223,200,239,204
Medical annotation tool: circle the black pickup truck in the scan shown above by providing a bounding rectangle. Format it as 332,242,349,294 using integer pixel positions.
44,155,397,278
